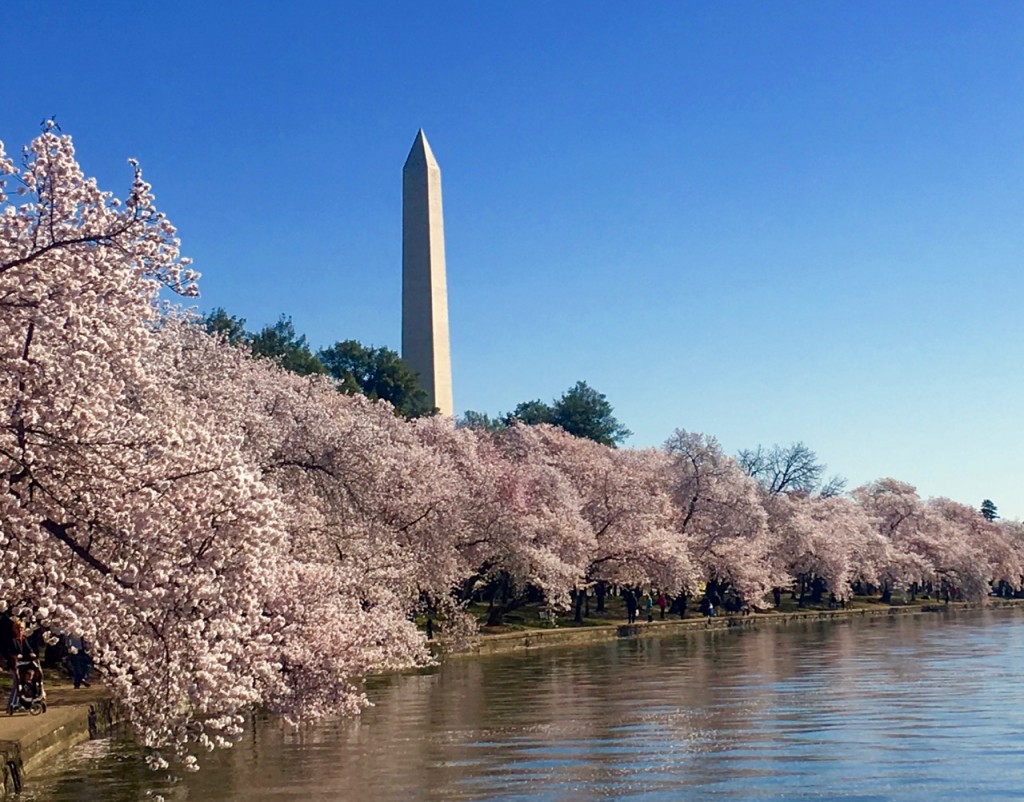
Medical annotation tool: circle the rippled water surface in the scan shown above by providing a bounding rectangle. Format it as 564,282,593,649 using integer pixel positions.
21,608,1024,800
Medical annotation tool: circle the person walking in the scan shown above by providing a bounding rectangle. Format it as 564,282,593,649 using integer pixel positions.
65,633,91,689
643,592,654,623
657,592,668,620
624,589,638,624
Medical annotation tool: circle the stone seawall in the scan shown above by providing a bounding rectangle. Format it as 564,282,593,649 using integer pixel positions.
0,687,117,799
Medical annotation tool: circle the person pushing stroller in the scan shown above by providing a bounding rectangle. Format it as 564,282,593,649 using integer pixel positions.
3,619,47,715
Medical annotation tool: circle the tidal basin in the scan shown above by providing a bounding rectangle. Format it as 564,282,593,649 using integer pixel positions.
23,607,1024,801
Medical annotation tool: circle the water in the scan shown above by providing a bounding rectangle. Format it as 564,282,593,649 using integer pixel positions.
20,608,1024,801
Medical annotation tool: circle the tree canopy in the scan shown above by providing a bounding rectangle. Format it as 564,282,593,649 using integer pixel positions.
738,442,846,498
204,309,325,375
550,381,632,446
510,398,555,426
247,315,326,377
202,311,433,417
981,499,999,522
203,307,248,345
501,381,631,447
317,339,433,418
457,409,506,433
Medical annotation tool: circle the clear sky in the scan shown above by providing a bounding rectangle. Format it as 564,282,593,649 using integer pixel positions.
6,2,1022,519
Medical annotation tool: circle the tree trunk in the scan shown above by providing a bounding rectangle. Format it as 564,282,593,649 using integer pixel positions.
486,573,511,627
572,588,585,623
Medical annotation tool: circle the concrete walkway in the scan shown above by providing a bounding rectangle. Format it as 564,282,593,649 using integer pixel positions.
0,682,114,798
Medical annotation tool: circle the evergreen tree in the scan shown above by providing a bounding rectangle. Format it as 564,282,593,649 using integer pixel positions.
202,307,248,346
550,381,631,447
508,381,631,447
980,499,999,522
458,410,506,433
318,340,433,418
249,315,325,376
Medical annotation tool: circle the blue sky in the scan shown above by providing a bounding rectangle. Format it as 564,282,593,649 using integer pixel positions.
6,2,1022,519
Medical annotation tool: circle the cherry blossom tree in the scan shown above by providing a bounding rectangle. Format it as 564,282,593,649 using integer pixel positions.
765,493,890,606
925,497,1022,601
0,128,429,767
167,322,455,654
850,479,1015,602
0,126,287,764
852,479,945,601
519,425,695,620
663,430,772,610
999,521,1024,595
458,423,594,626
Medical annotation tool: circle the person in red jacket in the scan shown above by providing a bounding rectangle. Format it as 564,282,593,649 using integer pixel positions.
3,620,36,713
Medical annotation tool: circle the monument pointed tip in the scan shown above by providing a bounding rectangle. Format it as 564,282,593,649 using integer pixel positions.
405,128,438,169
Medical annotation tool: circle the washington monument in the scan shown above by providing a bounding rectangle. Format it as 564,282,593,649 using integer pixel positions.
402,130,453,417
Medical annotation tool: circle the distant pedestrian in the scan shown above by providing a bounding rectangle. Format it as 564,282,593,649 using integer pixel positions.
65,634,91,688
657,593,668,620
643,593,654,623
702,597,715,618
676,593,688,619
624,589,638,624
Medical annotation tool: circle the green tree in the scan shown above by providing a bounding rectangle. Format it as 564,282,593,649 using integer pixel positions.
458,410,507,433
511,399,554,426
550,381,631,446
202,307,249,346
318,339,433,418
507,381,631,447
199,309,434,416
249,315,325,376
980,499,999,522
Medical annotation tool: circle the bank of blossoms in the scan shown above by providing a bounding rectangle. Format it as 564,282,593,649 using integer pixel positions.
2,128,1021,768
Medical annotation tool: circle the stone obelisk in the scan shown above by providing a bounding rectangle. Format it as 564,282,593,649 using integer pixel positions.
402,130,453,417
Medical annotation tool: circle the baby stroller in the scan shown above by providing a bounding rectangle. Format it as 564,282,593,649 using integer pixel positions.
7,657,47,716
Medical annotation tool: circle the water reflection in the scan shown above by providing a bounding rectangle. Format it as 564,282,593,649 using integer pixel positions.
22,608,1024,801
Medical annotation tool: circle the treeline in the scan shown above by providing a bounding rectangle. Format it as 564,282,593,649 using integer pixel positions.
3,128,1020,772
203,308,434,418
207,307,635,449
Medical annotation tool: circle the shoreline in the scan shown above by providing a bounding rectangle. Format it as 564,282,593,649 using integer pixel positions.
5,598,1023,798
440,597,1024,658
